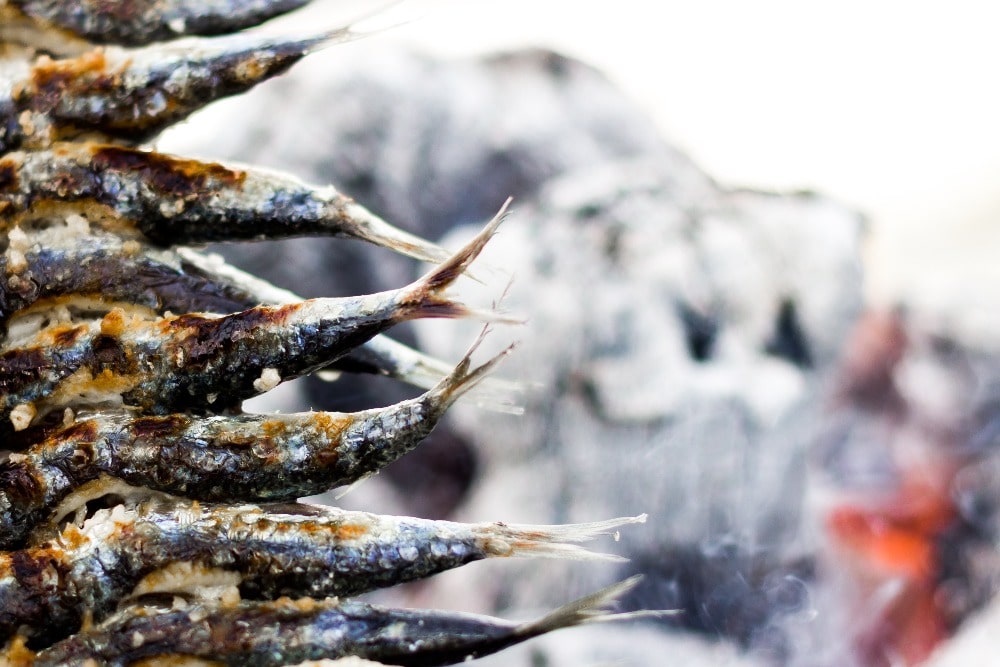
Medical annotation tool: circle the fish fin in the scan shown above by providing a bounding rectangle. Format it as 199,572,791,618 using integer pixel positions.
474,515,647,562
398,203,517,322
515,577,671,639
429,325,518,410
339,200,454,264
353,333,525,411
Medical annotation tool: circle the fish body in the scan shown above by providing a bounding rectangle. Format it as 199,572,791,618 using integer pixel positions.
0,496,642,645
0,26,352,151
0,217,516,407
4,0,313,49
28,578,646,667
0,231,261,322
0,144,451,262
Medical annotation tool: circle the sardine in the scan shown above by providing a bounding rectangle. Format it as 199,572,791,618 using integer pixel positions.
174,251,522,400
25,578,648,667
136,244,521,399
0,228,268,323
0,333,514,548
3,0,313,49
0,143,451,263
0,495,643,645
0,213,504,432
0,27,359,152
0,221,518,401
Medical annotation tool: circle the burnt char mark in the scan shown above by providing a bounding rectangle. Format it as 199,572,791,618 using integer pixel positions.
51,325,86,347
91,146,247,198
29,49,111,91
0,347,52,393
127,415,190,440
4,549,73,647
53,419,99,444
168,304,298,360
0,158,19,191
28,43,313,143
0,98,23,157
9,550,54,584
0,463,43,504
89,334,128,370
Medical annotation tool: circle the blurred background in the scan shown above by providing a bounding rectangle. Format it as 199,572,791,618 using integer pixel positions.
380,0,1000,336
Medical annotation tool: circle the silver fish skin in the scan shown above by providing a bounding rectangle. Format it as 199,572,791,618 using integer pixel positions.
0,232,506,397
0,496,642,645
0,223,428,384
0,337,513,548
0,143,451,263
0,216,517,404
28,578,647,667
5,0,313,49
0,214,502,431
173,246,523,398
0,231,267,324
0,26,356,152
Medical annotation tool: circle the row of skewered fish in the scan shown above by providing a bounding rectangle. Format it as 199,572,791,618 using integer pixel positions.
0,2,649,664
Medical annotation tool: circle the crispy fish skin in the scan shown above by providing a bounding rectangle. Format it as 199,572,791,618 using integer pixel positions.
0,233,500,397
0,340,512,548
28,578,645,667
0,233,269,323
0,215,500,430
7,0,313,47
0,143,451,263
0,28,352,152
172,247,510,393
0,498,640,645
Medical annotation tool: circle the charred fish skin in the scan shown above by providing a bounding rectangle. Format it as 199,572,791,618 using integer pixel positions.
0,144,451,263
8,0,314,48
0,498,640,645
0,214,499,430
0,342,512,548
0,232,492,393
31,578,646,667
0,234,267,324
0,27,355,152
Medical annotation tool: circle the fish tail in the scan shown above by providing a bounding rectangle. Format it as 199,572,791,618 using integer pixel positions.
516,576,667,639
428,326,517,410
397,201,517,322
339,200,454,264
310,1,411,48
474,514,647,562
